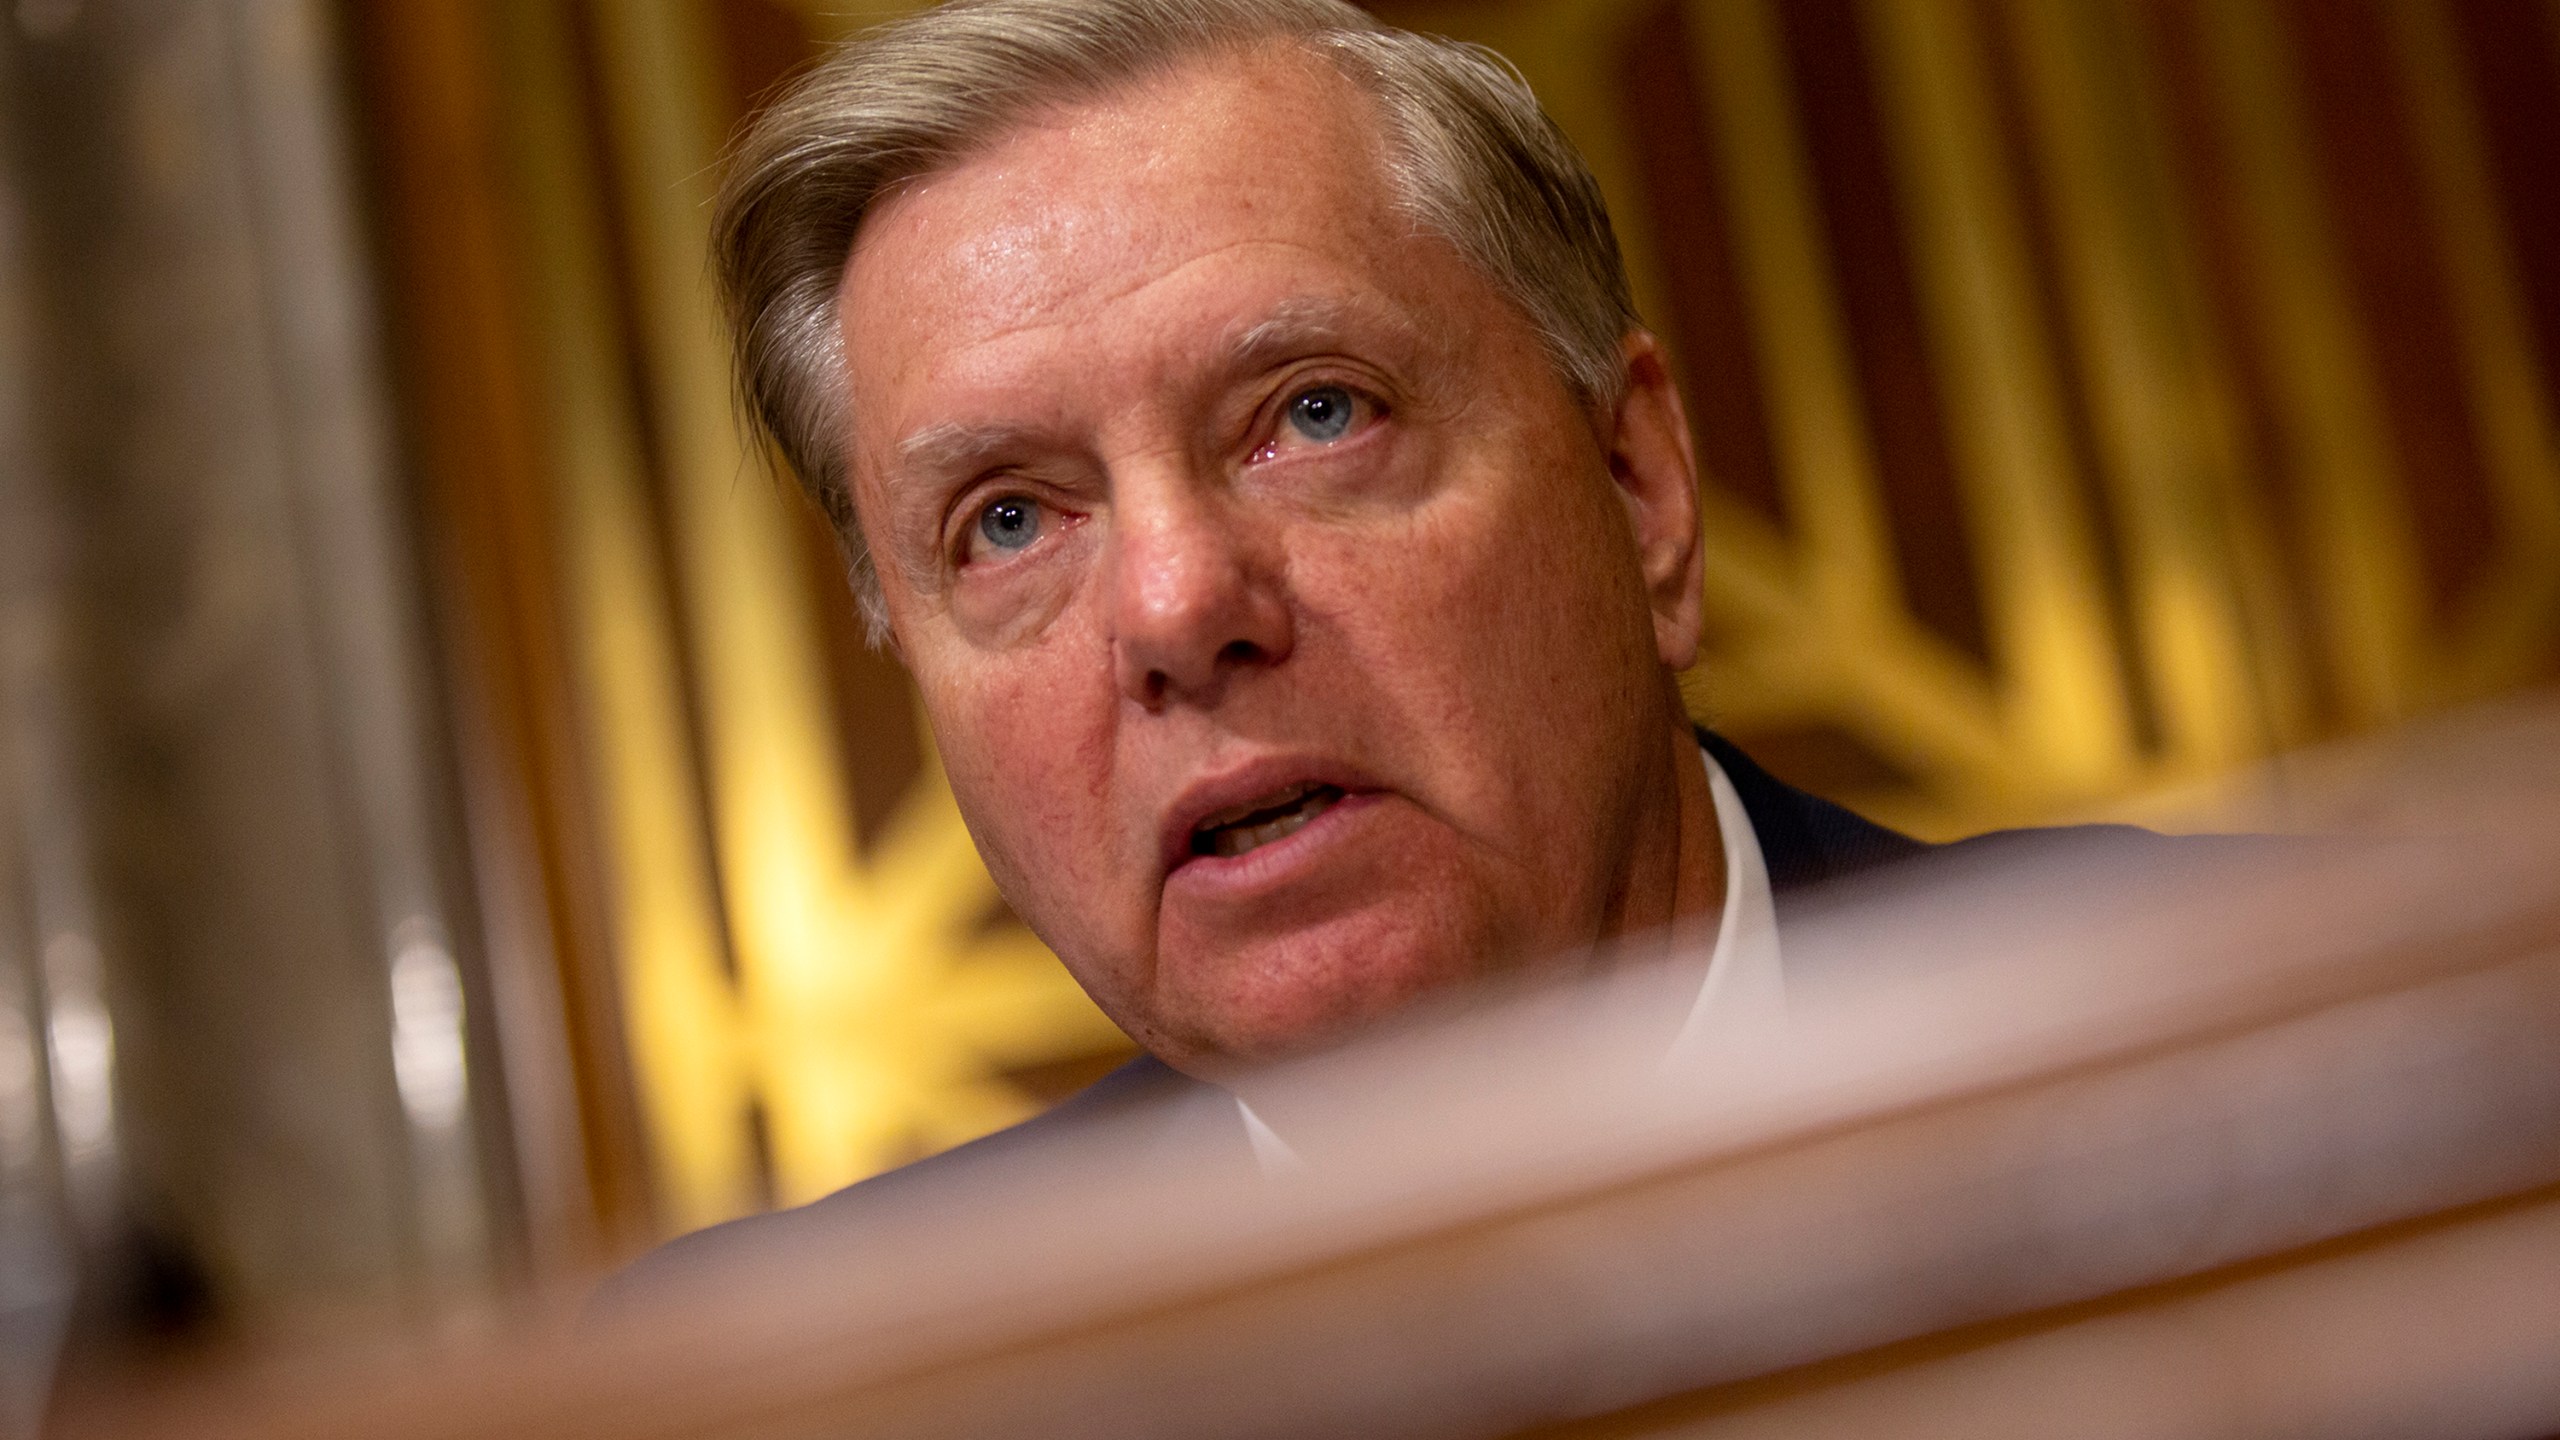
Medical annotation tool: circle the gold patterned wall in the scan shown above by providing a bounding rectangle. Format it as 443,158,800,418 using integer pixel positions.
353,0,2560,1247
1371,0,2560,837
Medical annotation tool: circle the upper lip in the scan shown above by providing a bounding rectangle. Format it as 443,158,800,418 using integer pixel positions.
1159,754,1375,875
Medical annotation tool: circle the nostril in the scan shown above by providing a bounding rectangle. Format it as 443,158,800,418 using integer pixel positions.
1217,639,1260,667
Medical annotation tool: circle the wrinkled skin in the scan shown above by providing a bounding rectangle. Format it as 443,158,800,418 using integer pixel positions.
837,43,1723,1074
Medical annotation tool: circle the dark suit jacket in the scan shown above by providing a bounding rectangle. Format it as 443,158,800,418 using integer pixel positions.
605,731,2142,1297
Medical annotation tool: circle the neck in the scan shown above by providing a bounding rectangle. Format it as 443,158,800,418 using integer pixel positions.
1597,708,1727,962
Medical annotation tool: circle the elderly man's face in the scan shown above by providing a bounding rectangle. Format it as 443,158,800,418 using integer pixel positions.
839,46,1709,1070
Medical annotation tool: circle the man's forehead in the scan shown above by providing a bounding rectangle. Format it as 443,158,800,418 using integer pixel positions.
840,46,1408,351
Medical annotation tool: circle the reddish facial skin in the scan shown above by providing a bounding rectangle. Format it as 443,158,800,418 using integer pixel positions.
838,45,1724,1075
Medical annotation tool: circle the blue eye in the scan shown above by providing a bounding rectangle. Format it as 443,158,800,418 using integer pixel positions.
976,495,1041,552
1285,386,1357,443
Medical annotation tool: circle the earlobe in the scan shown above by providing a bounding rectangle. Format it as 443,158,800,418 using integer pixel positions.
1604,331,1706,671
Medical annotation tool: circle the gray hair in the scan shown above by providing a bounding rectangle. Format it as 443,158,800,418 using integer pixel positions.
712,0,1640,637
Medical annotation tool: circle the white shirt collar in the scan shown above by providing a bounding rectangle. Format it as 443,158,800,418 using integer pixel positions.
1238,744,1783,1173
1666,741,1786,1063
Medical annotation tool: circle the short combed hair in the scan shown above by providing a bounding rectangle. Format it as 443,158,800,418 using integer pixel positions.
713,0,1640,636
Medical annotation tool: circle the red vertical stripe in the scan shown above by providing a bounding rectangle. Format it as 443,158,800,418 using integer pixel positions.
2452,0,2560,439
2141,0,2345,733
1621,0,1789,531
1781,0,1994,667
1976,0,2162,754
2288,0,2501,622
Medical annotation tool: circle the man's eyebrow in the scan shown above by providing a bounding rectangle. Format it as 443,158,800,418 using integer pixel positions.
1224,296,1423,374
888,301,1422,478
895,420,1034,478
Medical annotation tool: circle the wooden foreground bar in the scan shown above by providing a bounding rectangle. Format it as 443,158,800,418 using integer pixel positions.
91,701,2560,1439
1556,1193,2560,1440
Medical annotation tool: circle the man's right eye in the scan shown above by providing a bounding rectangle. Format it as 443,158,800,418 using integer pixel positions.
973,494,1044,555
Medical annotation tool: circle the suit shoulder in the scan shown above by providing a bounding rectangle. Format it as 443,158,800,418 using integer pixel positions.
590,1055,1198,1319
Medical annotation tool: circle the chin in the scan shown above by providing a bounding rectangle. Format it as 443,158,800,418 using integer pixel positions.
1153,897,1507,1069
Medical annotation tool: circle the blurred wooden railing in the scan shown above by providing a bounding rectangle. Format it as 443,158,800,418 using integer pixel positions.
76,698,2560,1439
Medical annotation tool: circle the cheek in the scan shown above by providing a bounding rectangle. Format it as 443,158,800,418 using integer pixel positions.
1287,447,1658,874
917,651,1127,942
944,700,1079,849
1304,451,1650,717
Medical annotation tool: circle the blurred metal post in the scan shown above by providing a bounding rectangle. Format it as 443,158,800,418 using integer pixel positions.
0,0,523,1346
0,14,96,1433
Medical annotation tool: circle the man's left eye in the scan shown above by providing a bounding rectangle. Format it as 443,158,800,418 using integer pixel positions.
1284,385,1358,444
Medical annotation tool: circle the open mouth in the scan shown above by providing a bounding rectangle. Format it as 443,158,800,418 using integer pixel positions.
1189,783,1346,860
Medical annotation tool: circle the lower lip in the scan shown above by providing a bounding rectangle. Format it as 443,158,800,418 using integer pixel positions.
1167,790,1384,900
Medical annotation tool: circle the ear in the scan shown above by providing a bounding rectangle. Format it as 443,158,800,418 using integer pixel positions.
1601,331,1705,671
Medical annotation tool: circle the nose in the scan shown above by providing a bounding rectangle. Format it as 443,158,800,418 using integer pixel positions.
1107,468,1293,709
